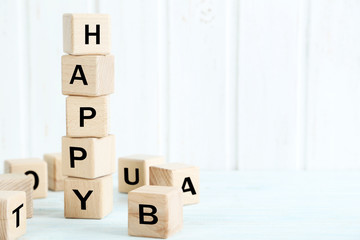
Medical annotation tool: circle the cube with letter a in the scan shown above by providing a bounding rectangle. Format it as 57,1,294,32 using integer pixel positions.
4,158,48,199
128,185,183,238
63,13,111,55
118,155,164,193
150,163,200,205
64,175,113,219
0,191,27,240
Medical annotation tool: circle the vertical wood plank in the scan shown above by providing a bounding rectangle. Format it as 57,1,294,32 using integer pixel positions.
168,0,237,170
307,0,360,169
27,0,92,158
98,0,161,157
0,0,30,172
237,0,300,169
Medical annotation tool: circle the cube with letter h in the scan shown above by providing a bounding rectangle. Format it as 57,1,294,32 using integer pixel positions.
128,185,183,238
118,155,164,193
63,14,111,55
0,191,27,240
150,163,200,205
4,159,48,199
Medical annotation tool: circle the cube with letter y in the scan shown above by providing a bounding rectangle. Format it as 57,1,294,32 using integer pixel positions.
150,163,200,205
4,159,48,199
66,96,109,137
63,13,111,55
64,175,113,219
128,185,183,238
0,191,27,240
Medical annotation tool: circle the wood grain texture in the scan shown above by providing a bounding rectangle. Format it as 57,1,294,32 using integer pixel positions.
66,96,109,137
63,13,111,55
62,55,114,96
62,135,115,179
150,163,200,205
4,159,48,199
0,191,27,240
64,175,113,219
0,174,33,218
118,155,164,193
44,153,66,191
128,185,183,239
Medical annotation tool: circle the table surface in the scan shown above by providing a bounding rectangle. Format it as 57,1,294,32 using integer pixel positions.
22,171,360,240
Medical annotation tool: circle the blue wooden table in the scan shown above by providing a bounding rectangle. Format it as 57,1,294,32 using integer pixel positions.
23,171,360,239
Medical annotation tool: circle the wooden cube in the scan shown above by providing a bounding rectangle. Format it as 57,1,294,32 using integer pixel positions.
64,175,113,219
0,174,33,218
150,163,200,205
118,155,164,193
63,13,111,55
62,55,114,96
4,159,48,199
62,135,115,179
66,96,109,137
128,185,183,238
0,191,27,240
44,153,66,191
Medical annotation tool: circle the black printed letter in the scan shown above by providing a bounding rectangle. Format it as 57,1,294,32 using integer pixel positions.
12,204,24,228
70,147,87,168
70,65,88,85
25,170,39,190
124,168,139,185
79,107,96,127
85,24,100,44
73,190,93,210
139,204,158,225
182,177,196,195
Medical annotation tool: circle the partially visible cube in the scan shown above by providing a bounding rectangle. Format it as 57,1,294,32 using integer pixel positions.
62,135,115,179
0,191,27,240
62,55,114,96
150,163,200,205
44,153,66,191
118,155,164,193
63,13,111,55
64,175,113,219
4,159,48,199
0,174,33,218
128,185,183,238
66,96,109,137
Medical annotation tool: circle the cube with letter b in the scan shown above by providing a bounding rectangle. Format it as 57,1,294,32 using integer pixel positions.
0,191,27,240
62,55,114,96
150,163,200,205
64,175,113,219
62,135,115,179
63,13,111,55
118,155,164,193
128,185,183,238
4,159,48,199
66,96,109,137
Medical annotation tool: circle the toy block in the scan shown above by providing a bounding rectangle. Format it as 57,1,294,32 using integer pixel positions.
62,135,115,179
128,185,183,238
0,174,33,218
150,163,200,205
62,54,114,96
66,96,109,138
0,191,27,240
118,155,164,193
44,153,66,191
4,159,48,199
63,13,111,55
64,175,113,219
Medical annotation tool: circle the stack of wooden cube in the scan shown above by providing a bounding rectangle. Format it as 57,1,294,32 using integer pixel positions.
62,13,115,219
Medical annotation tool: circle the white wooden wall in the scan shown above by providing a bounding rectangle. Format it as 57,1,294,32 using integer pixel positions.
1,0,360,171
